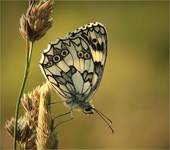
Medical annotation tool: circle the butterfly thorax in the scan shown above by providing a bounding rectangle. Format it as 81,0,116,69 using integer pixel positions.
65,97,94,114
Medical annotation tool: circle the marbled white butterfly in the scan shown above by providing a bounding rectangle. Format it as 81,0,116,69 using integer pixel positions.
40,22,113,133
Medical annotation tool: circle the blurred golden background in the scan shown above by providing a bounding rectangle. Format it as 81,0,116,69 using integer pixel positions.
1,0,169,149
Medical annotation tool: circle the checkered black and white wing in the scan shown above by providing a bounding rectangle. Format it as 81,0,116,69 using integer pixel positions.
40,22,107,103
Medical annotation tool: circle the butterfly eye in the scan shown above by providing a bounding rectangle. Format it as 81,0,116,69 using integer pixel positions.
53,55,60,63
61,50,69,57
92,38,97,43
78,51,84,58
84,53,90,59
83,107,94,114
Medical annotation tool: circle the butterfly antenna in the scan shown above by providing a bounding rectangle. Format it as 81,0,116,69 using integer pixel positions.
95,109,112,124
93,108,114,134
47,101,64,106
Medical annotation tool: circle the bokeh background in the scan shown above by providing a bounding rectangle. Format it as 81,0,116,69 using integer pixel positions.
1,0,169,149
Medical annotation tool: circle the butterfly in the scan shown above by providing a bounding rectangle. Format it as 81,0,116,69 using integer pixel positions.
40,22,113,133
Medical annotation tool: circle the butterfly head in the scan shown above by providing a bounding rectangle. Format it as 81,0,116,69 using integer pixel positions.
81,104,94,115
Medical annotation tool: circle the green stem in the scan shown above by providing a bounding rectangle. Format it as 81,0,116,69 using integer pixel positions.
13,41,34,150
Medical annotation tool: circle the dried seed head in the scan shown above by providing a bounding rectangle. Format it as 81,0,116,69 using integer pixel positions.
5,82,57,149
36,82,58,150
25,134,37,149
5,117,36,149
19,0,54,41
5,118,15,138
5,117,31,143
22,86,41,128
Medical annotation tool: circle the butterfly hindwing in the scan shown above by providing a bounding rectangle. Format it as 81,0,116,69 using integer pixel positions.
40,22,107,103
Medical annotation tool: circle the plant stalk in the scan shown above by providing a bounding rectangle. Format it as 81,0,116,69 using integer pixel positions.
13,41,34,150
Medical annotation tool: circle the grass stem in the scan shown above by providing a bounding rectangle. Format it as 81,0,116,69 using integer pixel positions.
13,41,33,149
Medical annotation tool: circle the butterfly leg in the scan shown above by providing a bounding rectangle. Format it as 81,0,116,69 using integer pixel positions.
54,110,72,119
47,100,64,106
47,99,72,106
53,111,73,129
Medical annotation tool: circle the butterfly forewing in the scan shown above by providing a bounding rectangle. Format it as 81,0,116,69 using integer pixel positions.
40,22,107,104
